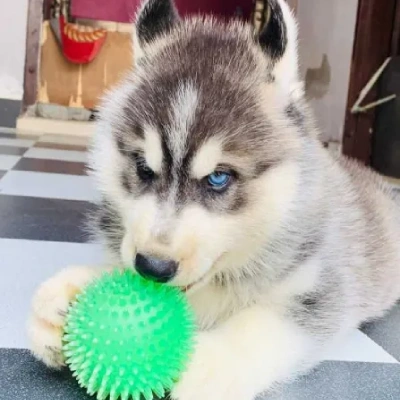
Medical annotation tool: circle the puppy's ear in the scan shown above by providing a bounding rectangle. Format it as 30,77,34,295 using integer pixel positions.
258,0,300,96
135,0,179,48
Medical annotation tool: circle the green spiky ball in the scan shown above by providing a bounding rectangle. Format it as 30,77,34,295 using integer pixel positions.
63,269,195,400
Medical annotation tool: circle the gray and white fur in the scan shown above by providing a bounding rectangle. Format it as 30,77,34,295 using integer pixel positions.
28,0,400,399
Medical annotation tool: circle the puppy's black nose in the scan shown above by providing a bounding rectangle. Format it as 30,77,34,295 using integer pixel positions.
135,254,178,283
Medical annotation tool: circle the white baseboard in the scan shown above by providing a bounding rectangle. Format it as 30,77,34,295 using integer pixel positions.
16,116,95,137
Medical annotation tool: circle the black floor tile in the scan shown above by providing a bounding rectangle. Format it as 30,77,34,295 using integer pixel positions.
0,145,28,156
0,132,15,138
0,195,94,242
0,349,167,400
13,158,87,176
0,349,91,400
264,361,400,400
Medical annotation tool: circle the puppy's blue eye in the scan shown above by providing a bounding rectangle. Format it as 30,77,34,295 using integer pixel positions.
207,171,231,191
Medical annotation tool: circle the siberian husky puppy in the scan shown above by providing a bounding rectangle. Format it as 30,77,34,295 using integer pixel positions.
28,1,400,399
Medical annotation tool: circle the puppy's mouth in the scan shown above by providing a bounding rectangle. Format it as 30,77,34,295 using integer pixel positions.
180,253,226,293
180,276,205,293
181,280,200,293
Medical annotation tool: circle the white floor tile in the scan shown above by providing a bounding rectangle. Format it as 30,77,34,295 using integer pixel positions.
0,239,106,348
323,329,398,364
24,148,88,163
0,155,20,170
0,171,99,201
0,138,35,147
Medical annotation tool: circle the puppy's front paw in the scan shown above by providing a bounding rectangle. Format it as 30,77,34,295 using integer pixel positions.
172,333,252,400
27,266,99,368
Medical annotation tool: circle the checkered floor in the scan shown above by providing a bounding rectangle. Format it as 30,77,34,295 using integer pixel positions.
0,129,399,399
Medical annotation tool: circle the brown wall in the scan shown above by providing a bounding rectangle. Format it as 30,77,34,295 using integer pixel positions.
38,22,133,109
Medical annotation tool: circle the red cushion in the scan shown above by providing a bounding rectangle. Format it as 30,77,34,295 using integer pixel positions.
70,0,251,23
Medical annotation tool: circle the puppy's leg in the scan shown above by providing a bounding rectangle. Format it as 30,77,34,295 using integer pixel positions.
28,266,105,368
172,305,315,400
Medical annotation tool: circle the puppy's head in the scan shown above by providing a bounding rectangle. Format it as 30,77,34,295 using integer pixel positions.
90,0,307,292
